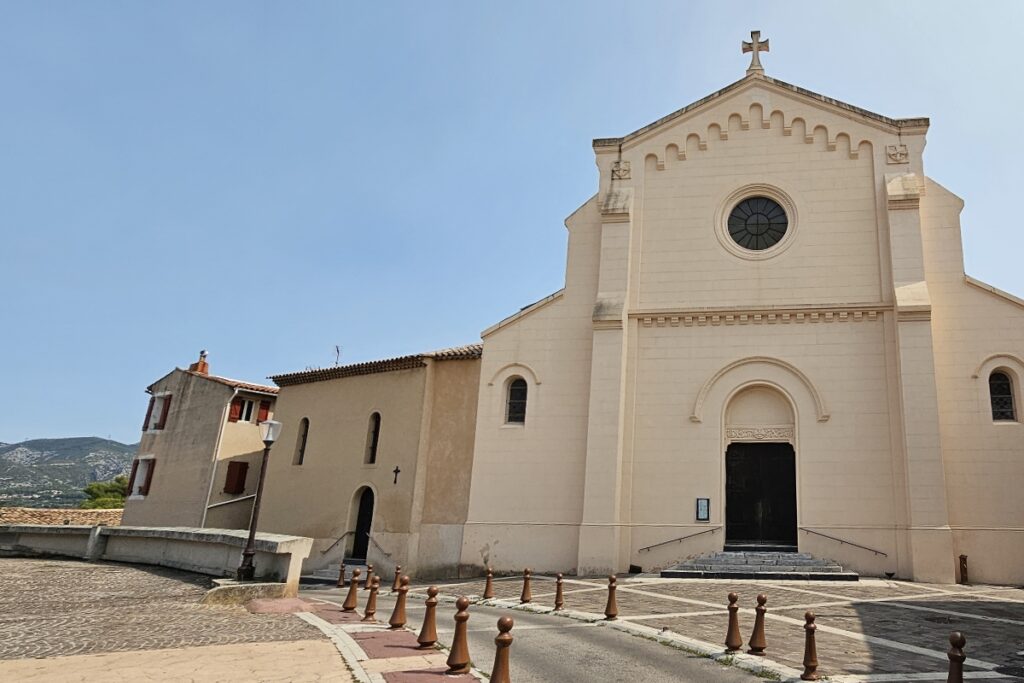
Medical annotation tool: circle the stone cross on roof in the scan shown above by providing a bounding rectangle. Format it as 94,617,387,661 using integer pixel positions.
742,30,769,75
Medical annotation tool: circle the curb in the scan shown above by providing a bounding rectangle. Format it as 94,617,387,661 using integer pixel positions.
297,599,488,683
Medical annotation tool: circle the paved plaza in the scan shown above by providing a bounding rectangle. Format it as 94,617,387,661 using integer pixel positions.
3,557,1024,681
0,558,351,681
343,572,1024,682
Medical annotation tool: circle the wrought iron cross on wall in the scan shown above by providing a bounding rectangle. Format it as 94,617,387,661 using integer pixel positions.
392,466,401,484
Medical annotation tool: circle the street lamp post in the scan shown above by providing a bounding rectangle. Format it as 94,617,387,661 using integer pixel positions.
237,419,282,581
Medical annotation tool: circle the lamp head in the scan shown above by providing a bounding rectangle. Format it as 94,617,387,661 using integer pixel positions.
259,419,282,446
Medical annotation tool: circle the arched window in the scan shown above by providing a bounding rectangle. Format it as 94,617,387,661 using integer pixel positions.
294,418,310,465
989,371,1016,421
365,412,381,464
506,377,527,424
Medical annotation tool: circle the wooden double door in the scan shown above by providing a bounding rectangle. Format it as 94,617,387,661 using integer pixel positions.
725,442,797,547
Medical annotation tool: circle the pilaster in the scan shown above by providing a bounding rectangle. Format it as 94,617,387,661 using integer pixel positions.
885,173,955,583
577,185,632,575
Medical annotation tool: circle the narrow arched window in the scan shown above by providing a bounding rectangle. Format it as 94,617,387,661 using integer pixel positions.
365,412,381,464
294,418,310,465
506,378,527,424
989,371,1016,421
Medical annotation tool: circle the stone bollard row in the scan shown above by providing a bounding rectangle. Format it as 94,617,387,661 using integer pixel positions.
391,565,402,592
483,566,495,599
446,596,472,674
389,576,410,629
948,631,966,683
417,586,439,648
604,575,618,620
361,576,380,622
520,568,532,604
554,573,565,611
341,567,361,612
490,616,514,683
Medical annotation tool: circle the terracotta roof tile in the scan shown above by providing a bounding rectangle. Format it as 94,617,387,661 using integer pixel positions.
192,373,279,395
270,344,482,387
0,507,122,526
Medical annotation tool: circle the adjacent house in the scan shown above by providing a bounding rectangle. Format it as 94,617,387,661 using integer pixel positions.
257,345,481,580
121,351,278,530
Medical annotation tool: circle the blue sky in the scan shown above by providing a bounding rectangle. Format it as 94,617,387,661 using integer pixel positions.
2,1,1022,444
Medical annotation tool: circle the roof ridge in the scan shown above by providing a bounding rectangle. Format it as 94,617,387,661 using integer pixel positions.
270,343,482,387
593,73,928,149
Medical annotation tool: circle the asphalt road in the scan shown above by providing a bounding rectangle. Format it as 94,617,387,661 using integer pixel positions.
304,587,757,683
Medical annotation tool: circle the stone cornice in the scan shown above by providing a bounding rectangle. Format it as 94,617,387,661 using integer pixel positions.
631,304,888,328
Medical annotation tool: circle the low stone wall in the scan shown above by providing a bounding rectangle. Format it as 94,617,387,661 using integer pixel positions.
0,525,313,596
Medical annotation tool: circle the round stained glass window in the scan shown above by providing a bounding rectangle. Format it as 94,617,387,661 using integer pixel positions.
727,196,789,251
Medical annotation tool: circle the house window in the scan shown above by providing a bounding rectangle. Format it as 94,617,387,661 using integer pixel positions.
989,371,1017,421
229,398,255,423
257,400,271,423
223,461,249,495
294,418,310,465
506,377,527,424
143,394,173,432
365,412,382,464
127,458,156,497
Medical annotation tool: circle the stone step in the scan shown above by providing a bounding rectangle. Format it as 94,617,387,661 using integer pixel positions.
660,568,860,581
680,563,844,572
662,550,858,581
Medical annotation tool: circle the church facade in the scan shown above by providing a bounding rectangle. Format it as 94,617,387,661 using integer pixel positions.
458,41,1024,585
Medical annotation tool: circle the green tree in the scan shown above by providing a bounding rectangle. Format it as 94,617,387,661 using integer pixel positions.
79,475,129,509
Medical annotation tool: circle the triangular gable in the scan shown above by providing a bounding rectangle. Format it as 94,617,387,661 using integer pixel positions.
594,73,928,152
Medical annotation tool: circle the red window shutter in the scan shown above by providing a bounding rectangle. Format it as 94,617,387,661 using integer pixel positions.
224,461,249,494
140,460,156,495
228,398,243,422
142,397,155,431
257,400,271,424
127,459,140,494
155,395,172,430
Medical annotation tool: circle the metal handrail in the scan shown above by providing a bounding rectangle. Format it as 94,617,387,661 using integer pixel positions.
320,530,354,555
367,533,392,560
799,527,888,557
638,526,721,553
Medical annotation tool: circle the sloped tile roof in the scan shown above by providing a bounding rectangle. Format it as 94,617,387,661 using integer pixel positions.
270,344,482,387
0,507,122,526
193,373,279,395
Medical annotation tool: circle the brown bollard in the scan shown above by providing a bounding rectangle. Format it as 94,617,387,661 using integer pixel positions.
388,575,410,629
724,592,742,653
336,563,346,588
947,631,966,683
446,596,472,674
604,575,618,620
483,566,495,600
747,594,768,656
363,563,374,590
362,576,380,622
391,565,402,592
417,586,439,648
490,616,514,683
342,567,361,612
554,573,565,611
520,568,532,604
801,611,819,680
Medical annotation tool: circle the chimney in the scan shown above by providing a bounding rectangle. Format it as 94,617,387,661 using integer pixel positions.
188,349,209,375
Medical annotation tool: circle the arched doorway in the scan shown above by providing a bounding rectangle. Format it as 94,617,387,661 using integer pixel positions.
351,487,374,561
723,385,797,549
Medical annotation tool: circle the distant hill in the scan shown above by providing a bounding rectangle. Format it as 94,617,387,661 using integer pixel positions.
0,437,137,508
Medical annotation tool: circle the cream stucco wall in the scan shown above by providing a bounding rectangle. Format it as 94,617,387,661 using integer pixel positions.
462,73,1022,584
259,357,480,578
922,180,1024,585
122,371,228,528
122,370,276,531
